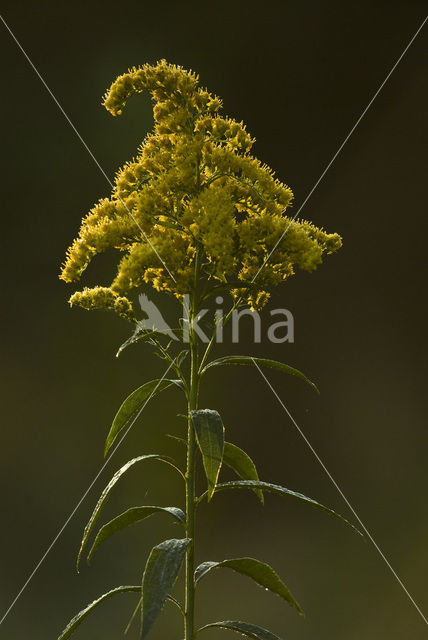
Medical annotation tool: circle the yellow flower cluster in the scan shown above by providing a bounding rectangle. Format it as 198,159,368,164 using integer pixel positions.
69,287,136,322
60,60,342,319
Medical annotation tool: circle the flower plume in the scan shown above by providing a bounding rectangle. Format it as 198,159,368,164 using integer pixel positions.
60,60,342,319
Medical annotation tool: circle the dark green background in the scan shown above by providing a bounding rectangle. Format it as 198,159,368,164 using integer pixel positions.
1,1,427,638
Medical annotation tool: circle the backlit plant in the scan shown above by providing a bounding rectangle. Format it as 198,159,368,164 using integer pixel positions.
58,60,353,640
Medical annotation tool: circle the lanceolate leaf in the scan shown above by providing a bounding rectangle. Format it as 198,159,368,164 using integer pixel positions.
104,379,185,456
223,442,264,504
197,620,283,640
77,455,181,570
166,435,263,503
87,506,185,563
141,538,190,638
166,594,185,617
194,557,302,614
176,348,189,367
116,329,162,358
116,324,184,357
191,409,225,500
201,356,318,392
57,585,140,640
205,480,360,533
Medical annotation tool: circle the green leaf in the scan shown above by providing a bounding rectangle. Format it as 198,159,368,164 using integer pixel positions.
77,454,181,570
104,379,184,455
116,322,184,357
166,594,185,617
203,480,360,534
166,436,263,503
87,506,185,563
201,356,318,392
116,329,162,358
141,538,190,638
57,585,140,640
191,409,225,501
223,442,264,504
195,557,302,614
176,348,189,367
197,620,283,640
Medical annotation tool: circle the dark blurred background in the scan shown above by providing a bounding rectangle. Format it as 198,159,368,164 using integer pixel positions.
1,1,427,638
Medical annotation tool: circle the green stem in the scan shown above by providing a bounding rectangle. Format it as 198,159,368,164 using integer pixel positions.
184,248,202,640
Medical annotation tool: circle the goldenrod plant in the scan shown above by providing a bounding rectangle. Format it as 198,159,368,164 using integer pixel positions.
58,60,353,640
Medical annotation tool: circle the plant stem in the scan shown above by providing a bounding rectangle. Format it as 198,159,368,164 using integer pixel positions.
184,248,202,640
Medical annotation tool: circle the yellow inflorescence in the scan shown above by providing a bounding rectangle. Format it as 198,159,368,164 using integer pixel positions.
60,60,342,319
69,287,136,322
